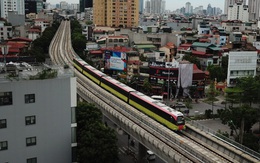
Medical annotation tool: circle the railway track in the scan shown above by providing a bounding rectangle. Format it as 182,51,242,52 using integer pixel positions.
49,19,259,163
49,20,74,65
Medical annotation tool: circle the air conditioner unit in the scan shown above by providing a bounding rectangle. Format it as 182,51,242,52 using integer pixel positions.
257,59,260,63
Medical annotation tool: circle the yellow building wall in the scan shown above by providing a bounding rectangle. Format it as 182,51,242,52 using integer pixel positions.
93,0,139,28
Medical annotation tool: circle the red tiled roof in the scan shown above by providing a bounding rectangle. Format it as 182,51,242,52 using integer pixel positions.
34,19,49,23
8,37,32,42
199,38,210,43
7,42,26,48
192,50,206,55
179,43,192,47
177,46,189,50
100,46,132,52
193,64,204,74
178,44,192,50
192,50,213,57
0,55,18,58
163,42,175,48
28,29,41,33
8,49,20,53
89,50,103,54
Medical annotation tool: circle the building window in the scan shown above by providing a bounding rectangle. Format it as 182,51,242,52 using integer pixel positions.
25,94,35,103
0,119,7,128
0,141,8,150
25,116,36,125
27,157,37,163
0,91,12,106
26,137,36,146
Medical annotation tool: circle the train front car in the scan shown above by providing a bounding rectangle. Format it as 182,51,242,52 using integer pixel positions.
160,105,185,130
129,91,185,131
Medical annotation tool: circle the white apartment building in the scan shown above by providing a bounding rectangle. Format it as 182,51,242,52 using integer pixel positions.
227,2,249,22
0,22,13,40
227,51,258,87
34,18,50,32
248,0,260,21
161,0,165,14
150,0,162,14
60,1,68,10
0,67,77,163
185,2,192,14
145,0,151,13
224,0,246,14
0,0,25,18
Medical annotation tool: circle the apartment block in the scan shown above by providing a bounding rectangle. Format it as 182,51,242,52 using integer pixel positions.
0,0,25,18
0,67,77,163
93,0,139,28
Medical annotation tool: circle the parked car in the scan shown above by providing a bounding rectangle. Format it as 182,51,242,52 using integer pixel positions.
173,102,189,114
147,150,156,161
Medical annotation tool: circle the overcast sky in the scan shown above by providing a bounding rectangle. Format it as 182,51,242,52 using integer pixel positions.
47,0,225,11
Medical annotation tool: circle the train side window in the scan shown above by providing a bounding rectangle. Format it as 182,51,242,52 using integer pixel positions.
170,116,173,122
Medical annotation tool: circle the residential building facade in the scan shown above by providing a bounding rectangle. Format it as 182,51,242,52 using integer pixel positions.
0,0,25,18
25,0,44,15
227,51,258,87
248,0,260,21
93,0,139,28
227,2,249,22
0,69,77,163
80,0,93,12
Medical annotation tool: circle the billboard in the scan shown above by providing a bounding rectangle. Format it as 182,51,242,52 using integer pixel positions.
104,51,127,71
149,67,178,78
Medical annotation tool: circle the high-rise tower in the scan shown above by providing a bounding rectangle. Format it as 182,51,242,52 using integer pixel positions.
139,0,144,13
224,0,247,14
248,0,260,21
0,0,25,18
93,0,139,28
80,0,93,12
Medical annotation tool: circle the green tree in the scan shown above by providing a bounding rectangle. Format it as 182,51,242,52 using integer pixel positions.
225,87,243,107
207,64,225,82
26,47,45,62
236,76,260,106
221,56,228,79
182,55,201,69
76,102,119,163
85,20,93,25
142,78,152,95
218,105,258,144
205,82,219,116
70,20,87,56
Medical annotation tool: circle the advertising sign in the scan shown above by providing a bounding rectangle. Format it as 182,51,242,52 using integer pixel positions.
104,51,127,71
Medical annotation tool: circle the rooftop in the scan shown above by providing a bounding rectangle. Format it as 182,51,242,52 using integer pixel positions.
0,62,74,83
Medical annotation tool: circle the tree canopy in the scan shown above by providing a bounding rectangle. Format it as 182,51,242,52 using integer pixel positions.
218,76,260,150
27,21,60,62
70,20,87,56
182,55,201,69
76,102,119,163
207,64,226,82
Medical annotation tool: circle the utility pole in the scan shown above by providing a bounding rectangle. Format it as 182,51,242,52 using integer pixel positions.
1,43,9,72
167,67,170,105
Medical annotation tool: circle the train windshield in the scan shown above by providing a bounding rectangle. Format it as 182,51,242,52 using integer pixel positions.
176,116,185,124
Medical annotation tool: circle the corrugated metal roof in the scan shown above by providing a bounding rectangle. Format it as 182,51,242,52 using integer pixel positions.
209,47,222,51
192,42,213,47
134,45,156,49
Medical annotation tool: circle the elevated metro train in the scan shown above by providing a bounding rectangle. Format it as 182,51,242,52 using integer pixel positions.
73,57,185,131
